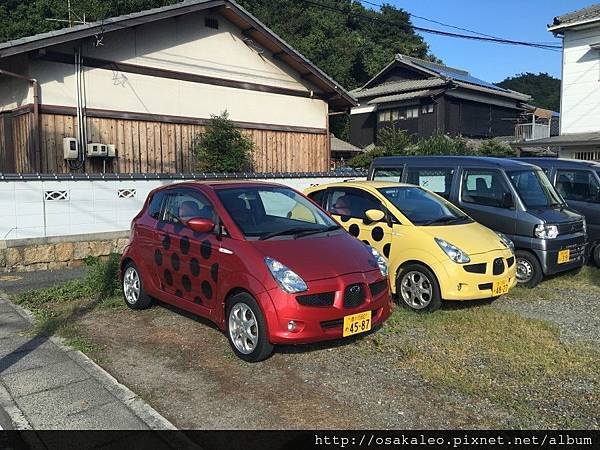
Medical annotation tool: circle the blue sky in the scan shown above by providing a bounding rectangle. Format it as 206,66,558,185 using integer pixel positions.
362,0,593,82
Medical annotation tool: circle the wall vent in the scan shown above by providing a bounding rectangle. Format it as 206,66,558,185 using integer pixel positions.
205,17,219,29
44,190,69,201
118,189,137,199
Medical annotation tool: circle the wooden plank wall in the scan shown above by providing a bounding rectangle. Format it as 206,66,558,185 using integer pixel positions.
0,115,4,171
7,112,328,173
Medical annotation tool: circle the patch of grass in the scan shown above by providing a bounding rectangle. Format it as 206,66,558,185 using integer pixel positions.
381,306,600,428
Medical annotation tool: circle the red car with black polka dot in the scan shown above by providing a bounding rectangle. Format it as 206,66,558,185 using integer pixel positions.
121,181,392,361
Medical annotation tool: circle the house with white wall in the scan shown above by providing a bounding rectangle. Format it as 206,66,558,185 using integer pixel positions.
516,4,600,159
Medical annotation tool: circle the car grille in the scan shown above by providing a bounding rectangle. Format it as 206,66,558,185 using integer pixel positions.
493,258,505,275
506,256,515,268
558,220,584,235
320,309,380,330
343,283,366,308
478,283,493,291
564,244,586,263
369,279,388,298
464,263,486,274
296,292,335,307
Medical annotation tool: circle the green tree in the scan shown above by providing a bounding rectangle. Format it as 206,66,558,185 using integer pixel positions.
497,72,561,112
478,139,515,157
348,127,412,168
194,111,255,172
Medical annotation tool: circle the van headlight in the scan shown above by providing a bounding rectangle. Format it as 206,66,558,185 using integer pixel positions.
435,238,470,264
534,224,558,239
496,232,514,252
369,247,388,277
264,257,308,293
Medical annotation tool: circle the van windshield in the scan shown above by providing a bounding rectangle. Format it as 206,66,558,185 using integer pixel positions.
378,186,472,226
507,170,564,208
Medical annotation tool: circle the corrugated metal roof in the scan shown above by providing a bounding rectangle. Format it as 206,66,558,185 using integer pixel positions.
550,3,600,30
367,89,438,104
330,134,363,153
515,132,600,147
354,79,447,99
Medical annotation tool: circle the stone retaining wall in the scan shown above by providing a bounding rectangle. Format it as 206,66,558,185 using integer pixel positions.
0,232,129,272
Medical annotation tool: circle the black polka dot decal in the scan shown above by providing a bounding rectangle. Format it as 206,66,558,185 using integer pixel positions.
340,215,350,223
180,236,190,254
200,240,212,259
371,226,384,242
190,258,200,277
201,281,213,299
154,249,163,266
173,222,184,234
362,240,370,246
182,275,192,292
194,296,202,305
164,269,173,286
170,253,180,271
210,263,219,282
348,224,360,237
175,289,183,297
383,243,391,258
363,218,373,226
162,234,171,250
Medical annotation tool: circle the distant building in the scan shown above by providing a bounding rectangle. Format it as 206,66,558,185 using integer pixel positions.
349,54,530,148
329,133,363,167
516,4,600,160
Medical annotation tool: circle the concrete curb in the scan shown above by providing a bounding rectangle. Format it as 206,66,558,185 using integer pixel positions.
0,290,177,431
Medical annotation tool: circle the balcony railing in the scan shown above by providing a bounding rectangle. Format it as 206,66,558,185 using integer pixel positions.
515,123,551,141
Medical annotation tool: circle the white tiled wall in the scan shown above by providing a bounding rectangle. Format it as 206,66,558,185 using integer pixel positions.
0,176,361,240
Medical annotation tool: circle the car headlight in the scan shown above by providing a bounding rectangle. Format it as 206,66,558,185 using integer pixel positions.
496,232,514,252
534,224,558,239
264,257,308,293
369,246,388,277
582,218,587,234
435,238,470,264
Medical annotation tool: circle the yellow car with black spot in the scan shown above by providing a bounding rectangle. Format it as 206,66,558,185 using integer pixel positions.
304,181,517,311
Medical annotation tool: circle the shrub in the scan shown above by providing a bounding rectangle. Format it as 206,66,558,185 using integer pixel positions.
349,128,412,168
478,139,516,157
84,254,121,300
194,111,255,172
410,133,470,156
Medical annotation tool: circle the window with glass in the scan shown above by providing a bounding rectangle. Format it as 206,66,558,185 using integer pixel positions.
217,186,337,239
326,189,382,219
373,168,403,182
556,170,600,203
405,167,454,198
422,104,434,114
161,191,215,224
507,170,563,208
406,107,419,119
461,170,510,207
379,186,471,226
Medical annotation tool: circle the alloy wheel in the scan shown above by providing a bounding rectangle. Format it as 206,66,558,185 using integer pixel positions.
123,266,141,305
228,303,259,354
400,270,433,310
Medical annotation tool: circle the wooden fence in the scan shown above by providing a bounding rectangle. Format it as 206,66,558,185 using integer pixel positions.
1,111,329,173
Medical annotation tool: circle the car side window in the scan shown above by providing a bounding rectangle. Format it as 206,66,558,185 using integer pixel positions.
556,170,600,203
372,168,403,182
326,189,382,219
461,170,508,208
161,191,215,224
147,192,165,220
405,167,453,199
307,189,325,206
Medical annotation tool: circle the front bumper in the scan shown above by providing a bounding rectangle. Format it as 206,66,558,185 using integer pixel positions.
263,270,392,345
531,235,587,276
433,248,517,301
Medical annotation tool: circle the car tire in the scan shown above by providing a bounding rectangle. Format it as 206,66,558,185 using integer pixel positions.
515,250,543,288
226,293,274,362
122,262,153,310
396,264,442,312
593,245,600,268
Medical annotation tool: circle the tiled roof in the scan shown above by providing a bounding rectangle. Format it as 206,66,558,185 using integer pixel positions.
367,89,440,104
330,134,363,153
550,3,600,29
353,79,447,99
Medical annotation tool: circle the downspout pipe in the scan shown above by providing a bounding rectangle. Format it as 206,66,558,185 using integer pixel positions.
0,69,41,171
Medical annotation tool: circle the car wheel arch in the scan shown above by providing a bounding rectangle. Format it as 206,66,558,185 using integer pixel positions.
394,259,439,293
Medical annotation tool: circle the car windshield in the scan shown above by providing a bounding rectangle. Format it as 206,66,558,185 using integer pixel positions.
377,186,472,226
217,186,339,239
507,170,564,208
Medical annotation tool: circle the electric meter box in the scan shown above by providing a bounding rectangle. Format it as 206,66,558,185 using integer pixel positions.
86,143,108,157
63,137,78,160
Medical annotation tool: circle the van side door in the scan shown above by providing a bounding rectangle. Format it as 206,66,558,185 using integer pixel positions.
404,167,455,200
457,168,517,235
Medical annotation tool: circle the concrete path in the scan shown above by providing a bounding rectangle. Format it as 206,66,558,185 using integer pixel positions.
0,267,88,296
0,291,176,432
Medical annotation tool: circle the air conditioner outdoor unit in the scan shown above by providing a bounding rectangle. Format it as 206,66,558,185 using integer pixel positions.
63,137,78,160
86,143,108,157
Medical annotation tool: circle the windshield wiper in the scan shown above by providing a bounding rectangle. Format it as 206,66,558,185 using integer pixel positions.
259,227,319,241
294,225,341,239
420,216,459,226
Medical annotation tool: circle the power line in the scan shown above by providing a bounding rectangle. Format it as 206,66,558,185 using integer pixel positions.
302,0,561,51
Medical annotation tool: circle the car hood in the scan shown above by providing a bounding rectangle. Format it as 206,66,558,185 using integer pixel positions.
418,222,507,256
527,205,583,224
252,231,379,282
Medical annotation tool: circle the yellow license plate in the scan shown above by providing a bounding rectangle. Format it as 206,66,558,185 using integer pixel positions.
557,249,570,264
492,279,510,296
342,311,372,337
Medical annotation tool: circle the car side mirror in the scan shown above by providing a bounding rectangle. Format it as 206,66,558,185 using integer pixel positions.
186,217,215,233
365,209,385,222
502,192,514,209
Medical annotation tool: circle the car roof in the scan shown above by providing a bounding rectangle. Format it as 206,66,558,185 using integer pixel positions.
519,157,600,169
308,180,415,190
371,155,538,170
156,180,289,191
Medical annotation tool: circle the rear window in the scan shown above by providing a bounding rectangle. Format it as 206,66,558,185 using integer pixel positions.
372,168,403,182
405,168,454,198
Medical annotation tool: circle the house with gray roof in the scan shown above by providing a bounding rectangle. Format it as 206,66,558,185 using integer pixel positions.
516,3,600,161
349,54,530,148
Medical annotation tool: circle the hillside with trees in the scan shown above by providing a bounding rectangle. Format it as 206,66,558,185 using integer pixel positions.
497,72,561,112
